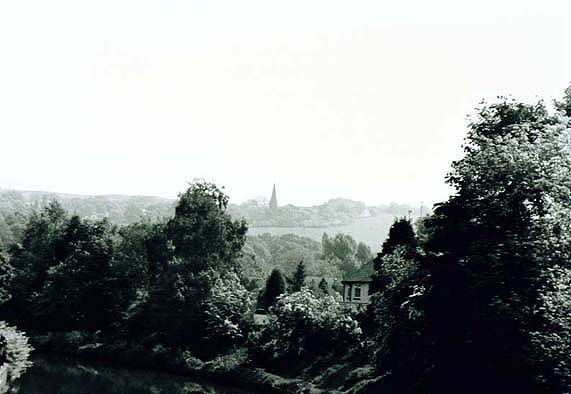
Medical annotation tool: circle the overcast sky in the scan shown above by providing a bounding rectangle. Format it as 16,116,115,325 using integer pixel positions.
0,1,570,207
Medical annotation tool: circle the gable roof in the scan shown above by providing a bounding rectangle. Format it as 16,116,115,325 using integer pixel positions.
343,260,375,283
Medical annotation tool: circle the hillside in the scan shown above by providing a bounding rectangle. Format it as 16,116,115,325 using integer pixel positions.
0,188,427,249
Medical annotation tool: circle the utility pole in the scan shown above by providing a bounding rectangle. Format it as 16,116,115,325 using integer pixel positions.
420,201,424,218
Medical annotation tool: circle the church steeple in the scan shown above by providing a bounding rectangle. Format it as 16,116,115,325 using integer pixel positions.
269,184,278,212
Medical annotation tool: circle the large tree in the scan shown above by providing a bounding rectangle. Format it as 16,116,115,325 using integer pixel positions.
139,181,249,349
167,182,247,274
425,96,571,393
373,90,571,393
4,201,68,325
35,216,117,330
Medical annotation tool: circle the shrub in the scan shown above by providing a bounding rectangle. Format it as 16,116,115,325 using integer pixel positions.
251,288,362,362
203,272,254,351
0,321,33,382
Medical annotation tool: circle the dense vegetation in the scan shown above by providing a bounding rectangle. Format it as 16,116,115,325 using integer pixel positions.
239,232,372,287
1,86,571,393
0,183,367,363
368,87,571,394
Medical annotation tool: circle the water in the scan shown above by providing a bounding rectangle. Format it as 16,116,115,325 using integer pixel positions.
16,354,256,394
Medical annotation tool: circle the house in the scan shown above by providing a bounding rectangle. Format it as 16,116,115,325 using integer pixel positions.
341,260,376,311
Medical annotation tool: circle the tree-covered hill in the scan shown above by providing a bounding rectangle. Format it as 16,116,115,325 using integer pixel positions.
0,189,175,248
0,188,424,249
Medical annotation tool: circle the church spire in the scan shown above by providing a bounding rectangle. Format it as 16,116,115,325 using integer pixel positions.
269,184,278,212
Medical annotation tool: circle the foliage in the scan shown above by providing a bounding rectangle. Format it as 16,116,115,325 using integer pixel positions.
0,252,13,305
260,269,287,309
380,217,417,258
203,272,254,349
167,182,247,274
322,233,362,277
355,242,372,264
124,182,250,351
289,261,306,293
0,321,32,382
34,216,117,330
531,265,571,391
372,90,571,393
239,233,342,282
318,278,329,295
251,289,362,362
372,247,419,291
371,247,427,390
5,201,68,323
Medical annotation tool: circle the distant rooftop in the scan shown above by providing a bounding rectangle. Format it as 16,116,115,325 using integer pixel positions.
343,260,375,282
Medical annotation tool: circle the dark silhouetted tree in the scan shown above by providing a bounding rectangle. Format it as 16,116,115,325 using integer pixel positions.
372,91,571,394
262,269,286,308
380,217,417,258
290,260,306,292
318,278,329,295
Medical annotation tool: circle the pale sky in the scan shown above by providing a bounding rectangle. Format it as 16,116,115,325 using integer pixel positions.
1,1,570,207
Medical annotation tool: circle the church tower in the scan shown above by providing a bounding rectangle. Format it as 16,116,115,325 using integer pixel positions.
269,184,278,212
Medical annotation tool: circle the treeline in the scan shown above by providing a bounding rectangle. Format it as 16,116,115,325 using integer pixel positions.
0,182,371,365
239,232,372,285
0,190,174,248
0,183,249,354
0,189,421,249
229,197,420,228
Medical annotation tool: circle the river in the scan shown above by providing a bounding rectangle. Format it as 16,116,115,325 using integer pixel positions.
16,353,257,394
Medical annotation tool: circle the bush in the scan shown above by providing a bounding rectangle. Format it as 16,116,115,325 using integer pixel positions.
203,272,254,351
0,321,32,382
251,288,362,362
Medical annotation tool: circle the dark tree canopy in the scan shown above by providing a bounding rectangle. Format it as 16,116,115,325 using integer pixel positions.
0,251,12,305
290,260,306,293
262,269,287,309
167,182,248,274
380,217,417,259
372,90,571,394
318,278,329,295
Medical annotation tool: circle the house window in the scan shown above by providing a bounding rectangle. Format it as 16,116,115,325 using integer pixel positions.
353,285,361,300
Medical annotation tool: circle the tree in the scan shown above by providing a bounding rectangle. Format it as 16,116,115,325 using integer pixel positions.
322,233,359,277
373,93,571,393
290,260,306,292
4,201,68,325
137,182,249,350
318,278,329,295
531,266,571,391
167,181,248,274
380,217,417,258
356,242,372,264
114,220,172,329
35,216,117,330
555,85,571,117
0,251,13,305
262,269,287,309
323,233,357,262
372,218,418,293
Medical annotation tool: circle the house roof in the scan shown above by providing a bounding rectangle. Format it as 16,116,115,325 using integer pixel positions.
342,260,375,283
